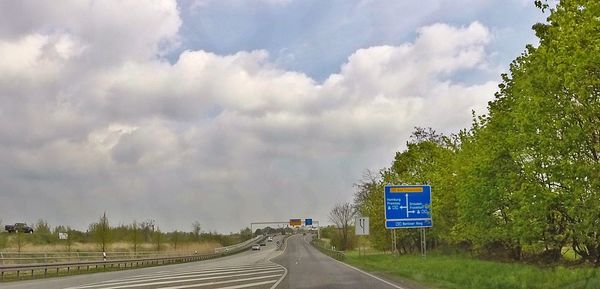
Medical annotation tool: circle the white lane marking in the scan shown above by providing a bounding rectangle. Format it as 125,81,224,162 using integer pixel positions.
79,269,284,289
69,267,281,289
303,235,407,289
65,266,244,288
214,280,277,289
68,238,285,289
76,265,281,287
334,260,408,289
154,274,282,289
169,263,277,273
97,263,273,285
269,235,290,289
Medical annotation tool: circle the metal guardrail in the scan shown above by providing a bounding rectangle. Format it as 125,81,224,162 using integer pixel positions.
0,251,199,265
0,236,266,281
214,235,262,253
311,239,345,261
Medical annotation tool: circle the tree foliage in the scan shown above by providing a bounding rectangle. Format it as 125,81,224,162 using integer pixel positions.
352,0,600,264
328,202,356,250
89,212,111,252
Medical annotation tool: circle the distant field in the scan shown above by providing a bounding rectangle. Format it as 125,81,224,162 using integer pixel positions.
344,251,600,289
0,235,222,253
0,238,223,265
0,240,220,253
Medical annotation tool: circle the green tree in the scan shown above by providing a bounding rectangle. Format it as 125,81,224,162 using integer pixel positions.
34,219,51,234
353,171,391,251
14,231,25,253
89,212,111,252
155,226,162,252
131,221,140,254
453,121,527,259
478,0,600,263
192,221,202,241
171,230,180,250
239,227,252,241
328,202,355,251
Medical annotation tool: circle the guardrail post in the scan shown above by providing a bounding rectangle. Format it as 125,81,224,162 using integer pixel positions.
16,269,19,280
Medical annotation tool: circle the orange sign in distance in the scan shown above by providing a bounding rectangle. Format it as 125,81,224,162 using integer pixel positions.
389,187,423,193
289,219,302,226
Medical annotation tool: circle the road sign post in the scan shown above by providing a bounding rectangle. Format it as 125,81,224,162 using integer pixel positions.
355,217,369,257
384,185,432,257
355,217,369,235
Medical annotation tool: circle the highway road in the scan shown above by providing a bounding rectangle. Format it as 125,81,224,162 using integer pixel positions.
0,236,286,289
0,234,410,289
273,234,405,289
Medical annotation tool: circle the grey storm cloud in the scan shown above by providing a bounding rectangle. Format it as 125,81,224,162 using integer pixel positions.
0,0,527,233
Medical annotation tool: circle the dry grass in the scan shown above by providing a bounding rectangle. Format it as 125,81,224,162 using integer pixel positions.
1,241,221,253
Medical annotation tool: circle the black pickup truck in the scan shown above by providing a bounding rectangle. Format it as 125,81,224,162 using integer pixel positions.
5,223,34,233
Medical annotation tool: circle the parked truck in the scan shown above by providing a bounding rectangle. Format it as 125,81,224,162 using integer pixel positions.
5,223,34,233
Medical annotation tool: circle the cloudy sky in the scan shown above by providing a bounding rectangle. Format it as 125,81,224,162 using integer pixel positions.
0,0,547,233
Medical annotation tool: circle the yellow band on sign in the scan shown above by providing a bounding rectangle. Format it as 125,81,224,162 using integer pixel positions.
289,219,302,226
390,187,423,193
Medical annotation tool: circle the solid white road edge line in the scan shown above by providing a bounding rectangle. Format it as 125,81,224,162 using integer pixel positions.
333,258,408,289
268,235,290,289
302,235,408,289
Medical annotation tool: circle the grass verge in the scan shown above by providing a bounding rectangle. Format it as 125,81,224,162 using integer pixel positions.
344,251,600,289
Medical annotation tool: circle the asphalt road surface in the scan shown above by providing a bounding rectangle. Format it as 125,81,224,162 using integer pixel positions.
1,235,409,289
0,236,286,289
272,234,405,289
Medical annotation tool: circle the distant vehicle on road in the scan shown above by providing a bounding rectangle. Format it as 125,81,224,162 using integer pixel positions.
5,223,34,233
267,236,273,242
251,244,261,250
259,242,266,246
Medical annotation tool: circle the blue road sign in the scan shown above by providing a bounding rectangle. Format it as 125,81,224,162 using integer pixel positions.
305,219,312,226
384,185,432,229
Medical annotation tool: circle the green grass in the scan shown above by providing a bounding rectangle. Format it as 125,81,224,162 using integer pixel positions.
345,251,600,289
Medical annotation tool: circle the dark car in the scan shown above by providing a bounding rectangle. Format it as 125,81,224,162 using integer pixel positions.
5,223,34,233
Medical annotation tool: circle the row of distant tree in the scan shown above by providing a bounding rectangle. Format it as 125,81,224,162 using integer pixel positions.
253,227,294,236
0,214,253,252
336,0,600,265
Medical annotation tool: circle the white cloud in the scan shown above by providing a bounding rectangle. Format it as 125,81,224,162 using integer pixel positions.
0,2,497,232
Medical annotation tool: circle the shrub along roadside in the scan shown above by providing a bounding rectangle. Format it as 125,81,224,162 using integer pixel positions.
344,251,600,289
